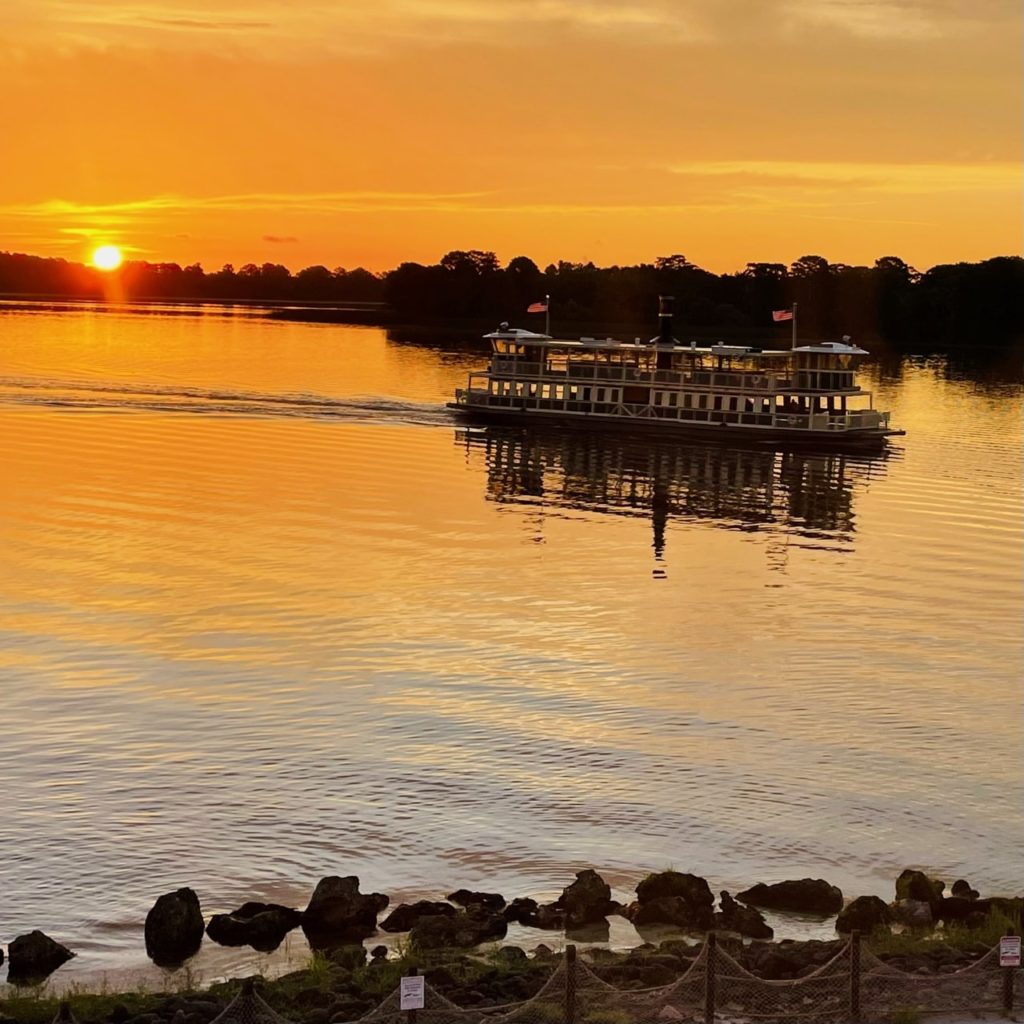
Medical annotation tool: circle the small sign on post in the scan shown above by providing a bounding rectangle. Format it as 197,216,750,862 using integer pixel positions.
400,975,425,1011
1000,935,1021,968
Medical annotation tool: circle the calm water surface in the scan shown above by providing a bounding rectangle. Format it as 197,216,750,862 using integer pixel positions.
0,302,1021,985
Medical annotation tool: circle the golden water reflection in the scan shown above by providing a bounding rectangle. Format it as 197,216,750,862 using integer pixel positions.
464,426,886,561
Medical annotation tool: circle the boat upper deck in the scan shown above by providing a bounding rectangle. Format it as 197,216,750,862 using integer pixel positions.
483,329,868,363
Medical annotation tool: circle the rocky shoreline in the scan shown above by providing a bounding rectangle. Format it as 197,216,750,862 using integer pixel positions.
1,868,1019,1024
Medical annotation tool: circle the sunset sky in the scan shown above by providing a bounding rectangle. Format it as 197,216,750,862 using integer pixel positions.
1,0,1020,274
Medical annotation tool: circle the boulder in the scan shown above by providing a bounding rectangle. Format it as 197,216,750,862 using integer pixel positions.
409,908,507,949
895,870,944,909
370,945,388,961
629,871,714,931
6,931,75,983
503,897,540,926
736,879,843,916
937,897,991,924
891,899,933,928
636,871,714,911
145,889,205,966
302,876,388,947
951,879,980,900
447,889,505,911
559,869,616,928
206,902,302,951
629,897,713,931
836,896,891,934
716,891,773,939
380,901,457,932
535,903,566,930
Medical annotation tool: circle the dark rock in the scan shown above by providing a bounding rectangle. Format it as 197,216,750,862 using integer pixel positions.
558,869,616,928
891,899,933,928
370,945,388,960
302,876,388,947
534,903,566,930
380,900,457,932
109,1005,132,1024
736,879,843,916
744,945,804,980
7,930,76,983
636,871,714,911
326,944,367,969
629,896,713,931
716,891,773,939
895,870,944,909
494,945,528,963
937,896,992,923
532,943,554,958
447,889,505,911
144,889,204,966
566,919,610,944
409,908,507,949
503,897,539,925
836,896,891,933
951,879,979,900
206,902,302,952
305,1011,330,1024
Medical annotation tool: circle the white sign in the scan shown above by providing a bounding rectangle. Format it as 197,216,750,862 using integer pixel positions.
400,975,425,1011
1000,935,1021,968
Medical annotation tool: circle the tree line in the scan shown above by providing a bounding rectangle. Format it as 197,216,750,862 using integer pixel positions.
1,249,1021,348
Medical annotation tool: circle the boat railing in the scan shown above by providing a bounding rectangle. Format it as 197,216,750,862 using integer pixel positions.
459,381,889,433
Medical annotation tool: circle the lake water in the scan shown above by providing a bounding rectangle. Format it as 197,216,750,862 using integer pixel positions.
0,302,1021,987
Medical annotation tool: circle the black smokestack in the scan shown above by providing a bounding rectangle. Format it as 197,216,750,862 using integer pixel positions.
658,295,675,345
656,295,675,370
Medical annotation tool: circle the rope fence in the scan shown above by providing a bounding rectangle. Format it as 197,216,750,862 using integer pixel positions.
201,935,1023,1024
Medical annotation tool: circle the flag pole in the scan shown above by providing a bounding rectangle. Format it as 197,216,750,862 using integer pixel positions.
791,301,798,349
545,294,550,337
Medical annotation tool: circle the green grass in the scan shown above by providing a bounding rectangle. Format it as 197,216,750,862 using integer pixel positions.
865,906,1021,956
889,1008,922,1024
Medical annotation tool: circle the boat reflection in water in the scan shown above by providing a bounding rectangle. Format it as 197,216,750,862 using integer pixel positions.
458,425,892,568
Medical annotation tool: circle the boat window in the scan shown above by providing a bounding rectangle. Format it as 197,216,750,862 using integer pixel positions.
597,388,605,402
669,393,678,407
698,395,708,409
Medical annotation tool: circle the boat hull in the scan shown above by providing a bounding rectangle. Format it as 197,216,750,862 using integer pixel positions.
446,402,903,450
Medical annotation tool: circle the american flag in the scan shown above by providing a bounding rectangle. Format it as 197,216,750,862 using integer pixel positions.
772,309,794,322
527,301,548,313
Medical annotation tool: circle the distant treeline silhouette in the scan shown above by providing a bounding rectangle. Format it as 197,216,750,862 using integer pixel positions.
1,249,1021,348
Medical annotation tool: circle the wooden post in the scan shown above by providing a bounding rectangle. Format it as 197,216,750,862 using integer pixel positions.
1003,929,1016,1018
565,945,577,1024
407,965,418,1024
704,932,717,1024
850,930,861,1024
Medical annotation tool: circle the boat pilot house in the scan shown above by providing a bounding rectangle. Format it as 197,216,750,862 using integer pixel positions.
451,302,901,446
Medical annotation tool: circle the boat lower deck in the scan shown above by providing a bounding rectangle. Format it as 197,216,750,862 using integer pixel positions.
447,401,904,449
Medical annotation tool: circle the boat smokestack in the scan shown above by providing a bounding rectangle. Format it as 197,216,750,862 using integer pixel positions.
658,295,675,345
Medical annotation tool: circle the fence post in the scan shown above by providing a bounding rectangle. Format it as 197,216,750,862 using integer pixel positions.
1003,929,1015,1018
850,930,861,1024
704,932,717,1024
407,965,418,1024
565,944,577,1024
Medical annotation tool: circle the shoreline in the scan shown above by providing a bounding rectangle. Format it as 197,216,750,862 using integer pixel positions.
2,868,1018,998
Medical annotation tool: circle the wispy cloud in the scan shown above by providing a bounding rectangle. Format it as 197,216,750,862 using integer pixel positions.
665,159,1022,194
8,0,1010,55
263,234,299,243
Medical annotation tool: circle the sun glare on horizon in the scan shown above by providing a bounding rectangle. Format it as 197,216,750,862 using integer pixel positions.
92,245,123,271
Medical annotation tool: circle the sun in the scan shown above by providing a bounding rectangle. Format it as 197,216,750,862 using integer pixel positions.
92,245,123,271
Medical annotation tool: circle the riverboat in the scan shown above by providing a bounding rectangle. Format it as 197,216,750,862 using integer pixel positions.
449,298,904,447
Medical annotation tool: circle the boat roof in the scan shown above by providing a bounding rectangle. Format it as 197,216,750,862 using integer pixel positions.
484,329,868,358
793,341,869,356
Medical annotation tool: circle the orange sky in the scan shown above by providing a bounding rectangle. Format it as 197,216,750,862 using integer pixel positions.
1,0,1020,274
